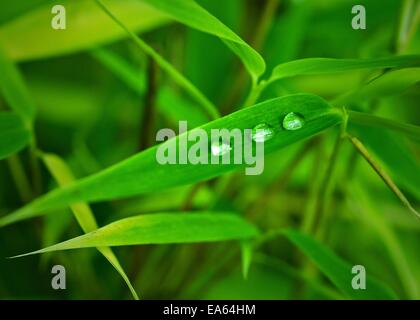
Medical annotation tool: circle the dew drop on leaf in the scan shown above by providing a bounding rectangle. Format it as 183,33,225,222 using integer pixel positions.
282,112,305,130
211,139,232,156
251,123,275,142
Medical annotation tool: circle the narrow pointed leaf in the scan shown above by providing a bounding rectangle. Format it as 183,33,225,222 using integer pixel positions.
0,94,343,227
0,112,31,159
335,68,420,105
348,124,420,201
139,0,265,81
14,213,260,256
95,0,219,119
348,110,420,142
268,55,420,84
42,153,139,300
282,229,398,300
0,48,35,122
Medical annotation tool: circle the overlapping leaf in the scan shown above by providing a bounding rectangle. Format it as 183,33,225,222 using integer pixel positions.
0,94,343,227
282,229,398,299
42,153,138,299
0,0,170,62
13,212,260,256
0,112,31,159
139,0,265,82
268,55,420,84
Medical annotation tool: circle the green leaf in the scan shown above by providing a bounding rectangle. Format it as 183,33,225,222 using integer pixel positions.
268,55,420,84
334,68,420,105
347,135,419,220
139,0,265,82
41,153,139,300
350,183,419,299
0,94,343,227
91,48,210,126
0,112,31,160
282,229,398,300
0,0,52,24
0,48,35,123
13,212,260,256
0,0,170,62
240,240,253,280
348,124,420,201
347,110,420,142
95,0,219,119
90,48,146,95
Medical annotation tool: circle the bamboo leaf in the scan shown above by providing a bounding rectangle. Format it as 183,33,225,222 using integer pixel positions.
13,212,260,256
347,110,420,142
348,135,420,219
138,0,266,82
91,47,210,126
0,48,35,123
348,124,420,201
268,55,420,84
335,68,420,105
41,153,139,299
95,0,219,119
240,240,253,279
0,112,31,160
282,229,398,300
0,94,343,227
0,0,170,62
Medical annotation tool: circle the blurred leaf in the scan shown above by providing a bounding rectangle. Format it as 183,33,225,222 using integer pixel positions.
267,55,420,84
349,183,419,299
41,153,139,300
91,48,210,126
264,0,309,68
0,0,170,62
0,94,343,227
335,68,420,105
184,0,241,102
0,48,35,123
14,212,260,256
348,110,420,142
0,112,31,160
95,0,219,119
42,208,72,247
139,0,266,82
90,48,146,95
282,229,398,300
240,240,252,279
0,0,52,24
347,135,419,220
348,124,420,200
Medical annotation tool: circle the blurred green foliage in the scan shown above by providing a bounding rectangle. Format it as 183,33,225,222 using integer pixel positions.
0,0,419,300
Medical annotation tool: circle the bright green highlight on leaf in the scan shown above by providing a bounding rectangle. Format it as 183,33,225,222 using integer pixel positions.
282,229,398,300
95,0,219,119
268,55,420,84
13,212,260,257
41,153,139,300
0,93,343,227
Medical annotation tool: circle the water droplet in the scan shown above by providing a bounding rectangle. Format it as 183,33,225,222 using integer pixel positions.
282,112,305,131
211,139,232,156
251,123,274,142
